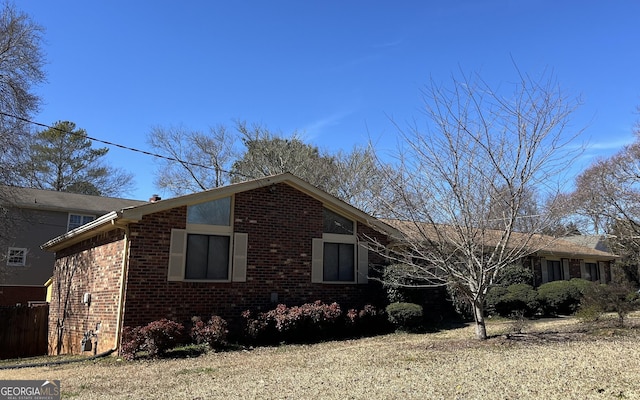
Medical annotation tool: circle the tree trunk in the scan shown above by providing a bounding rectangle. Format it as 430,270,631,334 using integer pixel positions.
473,301,488,340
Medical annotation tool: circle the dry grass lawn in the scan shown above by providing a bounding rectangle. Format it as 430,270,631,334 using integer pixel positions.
2,315,640,399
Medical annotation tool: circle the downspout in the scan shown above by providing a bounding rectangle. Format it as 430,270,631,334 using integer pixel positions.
113,222,131,355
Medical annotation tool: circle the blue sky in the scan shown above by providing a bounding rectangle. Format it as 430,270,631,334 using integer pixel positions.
16,1,640,200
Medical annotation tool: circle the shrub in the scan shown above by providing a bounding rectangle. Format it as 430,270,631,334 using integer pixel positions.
496,263,534,286
579,282,639,326
575,302,604,323
120,326,144,361
191,315,228,350
569,278,594,295
140,319,185,358
386,302,423,332
120,319,185,360
537,280,583,316
345,304,390,337
242,301,343,344
486,284,539,317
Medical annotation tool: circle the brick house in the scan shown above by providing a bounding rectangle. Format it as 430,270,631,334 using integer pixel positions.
526,238,617,285
42,174,397,355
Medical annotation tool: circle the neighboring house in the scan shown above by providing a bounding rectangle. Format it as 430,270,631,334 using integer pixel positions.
0,186,145,306
42,174,396,355
530,235,617,285
385,220,618,287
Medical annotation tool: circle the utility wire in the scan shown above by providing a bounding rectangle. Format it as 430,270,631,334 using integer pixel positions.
0,111,253,179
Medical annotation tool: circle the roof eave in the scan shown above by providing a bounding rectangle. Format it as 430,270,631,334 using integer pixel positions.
41,211,123,252
535,249,620,261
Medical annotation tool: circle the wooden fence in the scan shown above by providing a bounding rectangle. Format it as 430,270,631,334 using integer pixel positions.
0,304,49,359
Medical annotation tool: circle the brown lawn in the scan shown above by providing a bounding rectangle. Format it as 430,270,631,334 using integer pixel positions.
1,315,639,399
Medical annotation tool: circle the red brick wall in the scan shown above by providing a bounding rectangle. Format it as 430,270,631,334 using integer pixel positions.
0,286,46,306
48,229,125,355
568,259,582,279
122,183,389,329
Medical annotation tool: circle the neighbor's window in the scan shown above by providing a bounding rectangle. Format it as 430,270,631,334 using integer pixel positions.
323,242,355,282
187,197,231,226
68,214,95,231
7,247,27,266
585,262,600,282
185,234,231,280
547,260,563,281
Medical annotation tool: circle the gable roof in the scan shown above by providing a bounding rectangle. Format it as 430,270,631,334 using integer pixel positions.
384,219,618,261
0,185,146,215
41,173,401,252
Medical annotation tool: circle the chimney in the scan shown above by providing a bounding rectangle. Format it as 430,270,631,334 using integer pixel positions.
149,194,161,203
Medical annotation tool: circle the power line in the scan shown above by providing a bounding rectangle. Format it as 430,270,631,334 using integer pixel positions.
0,111,252,179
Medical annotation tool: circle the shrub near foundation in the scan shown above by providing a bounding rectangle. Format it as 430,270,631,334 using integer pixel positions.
486,284,539,317
121,319,185,360
537,280,586,316
191,315,228,350
242,301,388,344
242,301,343,344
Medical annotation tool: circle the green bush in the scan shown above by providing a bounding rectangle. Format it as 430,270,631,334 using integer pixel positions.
386,302,423,332
537,280,584,316
575,302,604,323
569,278,594,295
486,284,539,317
496,264,534,286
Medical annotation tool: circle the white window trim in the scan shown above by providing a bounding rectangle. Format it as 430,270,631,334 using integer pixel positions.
7,247,27,267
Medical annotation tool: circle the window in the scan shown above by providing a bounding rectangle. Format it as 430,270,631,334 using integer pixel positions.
167,196,248,282
585,262,600,282
323,242,355,282
323,208,354,234
312,207,368,284
187,197,231,226
547,260,563,281
68,214,95,231
7,247,27,266
185,234,231,280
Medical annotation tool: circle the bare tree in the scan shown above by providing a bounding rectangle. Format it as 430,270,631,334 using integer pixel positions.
566,125,640,276
0,2,45,182
0,2,46,267
378,69,581,339
148,124,237,196
331,145,400,217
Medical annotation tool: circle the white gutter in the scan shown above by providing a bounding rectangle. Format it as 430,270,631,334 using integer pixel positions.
41,211,120,252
